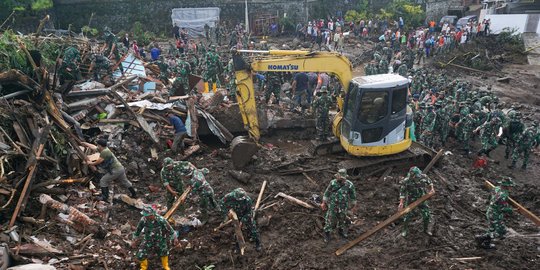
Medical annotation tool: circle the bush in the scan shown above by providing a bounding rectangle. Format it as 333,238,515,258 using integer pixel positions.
131,21,156,46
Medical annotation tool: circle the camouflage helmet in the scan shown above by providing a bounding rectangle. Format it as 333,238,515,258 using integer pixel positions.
163,157,174,166
409,166,422,176
319,86,328,93
497,177,515,187
434,100,444,107
141,204,157,217
335,168,348,178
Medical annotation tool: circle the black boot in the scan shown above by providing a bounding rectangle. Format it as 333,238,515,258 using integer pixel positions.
508,161,516,169
339,228,348,239
98,187,109,202
255,238,262,252
128,187,137,198
324,231,331,243
475,234,495,249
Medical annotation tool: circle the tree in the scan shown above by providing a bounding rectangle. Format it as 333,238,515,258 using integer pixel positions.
1,0,53,11
387,0,425,28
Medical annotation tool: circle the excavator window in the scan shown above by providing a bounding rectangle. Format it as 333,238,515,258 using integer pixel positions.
391,87,408,114
344,85,358,124
358,91,389,125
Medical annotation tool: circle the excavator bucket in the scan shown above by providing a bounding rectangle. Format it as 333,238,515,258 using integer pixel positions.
230,136,259,169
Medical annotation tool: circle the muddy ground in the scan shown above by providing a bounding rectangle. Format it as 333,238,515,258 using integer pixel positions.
17,36,540,270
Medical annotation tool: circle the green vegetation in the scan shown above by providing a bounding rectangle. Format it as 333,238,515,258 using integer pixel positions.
131,21,156,46
346,0,424,29
1,0,53,11
0,30,60,74
82,26,99,37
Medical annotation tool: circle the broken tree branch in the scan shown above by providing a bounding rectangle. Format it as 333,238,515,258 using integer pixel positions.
254,180,267,211
163,186,192,220
275,192,314,209
229,209,246,255
335,192,435,256
9,124,51,227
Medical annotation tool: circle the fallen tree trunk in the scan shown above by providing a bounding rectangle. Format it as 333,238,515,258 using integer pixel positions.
335,192,435,256
39,194,98,232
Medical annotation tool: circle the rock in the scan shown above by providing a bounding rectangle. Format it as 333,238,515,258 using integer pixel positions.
228,170,252,184
301,42,312,49
292,38,301,47
282,44,291,50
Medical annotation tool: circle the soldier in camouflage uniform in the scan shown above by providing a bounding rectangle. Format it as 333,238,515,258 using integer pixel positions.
397,63,408,77
475,117,502,157
414,102,425,141
102,27,123,73
398,166,435,237
221,188,262,251
378,57,389,74
203,45,222,92
510,125,536,169
320,169,357,242
503,111,524,159
160,157,196,208
59,46,82,85
420,104,436,147
456,112,477,154
186,167,219,222
171,55,191,96
312,86,332,140
475,177,514,249
132,205,177,270
90,54,113,82
265,72,282,104
155,57,170,85
226,59,237,98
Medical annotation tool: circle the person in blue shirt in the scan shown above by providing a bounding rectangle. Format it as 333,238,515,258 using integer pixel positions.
165,112,187,153
150,44,161,61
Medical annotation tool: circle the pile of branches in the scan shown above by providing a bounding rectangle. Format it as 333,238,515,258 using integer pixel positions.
433,29,527,72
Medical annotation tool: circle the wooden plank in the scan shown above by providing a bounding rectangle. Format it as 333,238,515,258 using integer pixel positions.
423,149,444,174
378,167,393,181
9,124,51,227
275,192,314,209
12,122,29,147
163,186,192,220
335,192,435,256
484,180,540,226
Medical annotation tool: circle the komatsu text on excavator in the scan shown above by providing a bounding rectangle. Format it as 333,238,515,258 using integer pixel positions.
230,50,432,170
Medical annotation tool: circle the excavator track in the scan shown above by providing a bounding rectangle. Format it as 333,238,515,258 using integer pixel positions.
312,140,436,175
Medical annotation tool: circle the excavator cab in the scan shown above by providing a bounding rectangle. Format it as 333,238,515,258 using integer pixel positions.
336,74,412,156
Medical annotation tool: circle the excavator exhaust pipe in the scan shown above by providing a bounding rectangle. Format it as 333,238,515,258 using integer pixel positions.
231,136,259,169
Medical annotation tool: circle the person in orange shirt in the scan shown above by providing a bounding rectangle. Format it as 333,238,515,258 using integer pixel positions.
429,20,435,33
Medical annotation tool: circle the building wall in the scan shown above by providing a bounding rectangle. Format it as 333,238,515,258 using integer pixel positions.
425,0,463,21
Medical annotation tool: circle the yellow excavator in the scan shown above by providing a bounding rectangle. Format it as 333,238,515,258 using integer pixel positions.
230,50,431,170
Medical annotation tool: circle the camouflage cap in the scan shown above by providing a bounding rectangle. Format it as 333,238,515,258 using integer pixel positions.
320,86,328,93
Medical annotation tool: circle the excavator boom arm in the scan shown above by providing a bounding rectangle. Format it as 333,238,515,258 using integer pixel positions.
233,50,353,142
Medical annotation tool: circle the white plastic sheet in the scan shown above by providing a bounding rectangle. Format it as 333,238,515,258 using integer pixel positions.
171,7,221,37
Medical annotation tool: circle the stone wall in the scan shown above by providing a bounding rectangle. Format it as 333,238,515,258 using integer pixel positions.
425,0,462,21
50,0,308,34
